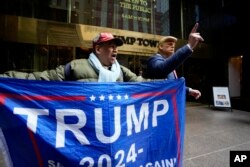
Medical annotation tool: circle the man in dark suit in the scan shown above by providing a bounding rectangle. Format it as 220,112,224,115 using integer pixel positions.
146,23,204,99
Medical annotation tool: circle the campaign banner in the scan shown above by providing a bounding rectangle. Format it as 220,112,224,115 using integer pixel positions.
0,77,186,167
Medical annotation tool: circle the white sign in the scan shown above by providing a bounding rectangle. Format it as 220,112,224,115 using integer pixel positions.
212,87,231,108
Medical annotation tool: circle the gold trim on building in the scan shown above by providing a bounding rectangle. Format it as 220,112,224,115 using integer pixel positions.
1,14,208,58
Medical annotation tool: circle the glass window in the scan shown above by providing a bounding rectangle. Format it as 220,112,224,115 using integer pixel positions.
0,0,171,35
0,42,73,73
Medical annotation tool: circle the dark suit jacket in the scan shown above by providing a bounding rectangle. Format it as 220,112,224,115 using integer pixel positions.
145,45,193,93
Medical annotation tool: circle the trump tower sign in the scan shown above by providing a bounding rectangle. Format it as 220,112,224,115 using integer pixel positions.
0,77,186,167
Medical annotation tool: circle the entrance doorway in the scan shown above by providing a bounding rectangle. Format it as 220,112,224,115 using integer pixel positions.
228,56,242,97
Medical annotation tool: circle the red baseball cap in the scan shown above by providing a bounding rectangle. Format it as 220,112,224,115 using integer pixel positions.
93,32,123,48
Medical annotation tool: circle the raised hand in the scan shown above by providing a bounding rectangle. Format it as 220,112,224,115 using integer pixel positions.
188,23,204,49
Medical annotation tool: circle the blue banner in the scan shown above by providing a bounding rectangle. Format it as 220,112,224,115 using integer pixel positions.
0,77,186,167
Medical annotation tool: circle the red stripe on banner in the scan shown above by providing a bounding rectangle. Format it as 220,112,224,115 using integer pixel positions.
28,129,43,167
0,94,85,105
172,95,181,167
0,94,5,105
132,89,176,98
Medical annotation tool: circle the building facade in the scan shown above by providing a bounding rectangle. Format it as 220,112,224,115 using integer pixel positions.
0,0,177,74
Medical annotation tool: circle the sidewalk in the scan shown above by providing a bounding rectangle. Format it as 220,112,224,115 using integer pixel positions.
183,102,250,167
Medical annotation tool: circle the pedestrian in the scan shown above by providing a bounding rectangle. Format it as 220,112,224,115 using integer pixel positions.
145,23,204,99
0,32,146,82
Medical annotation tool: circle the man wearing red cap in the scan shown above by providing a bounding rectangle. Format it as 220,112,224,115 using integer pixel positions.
0,32,145,82
145,23,204,99
63,32,144,82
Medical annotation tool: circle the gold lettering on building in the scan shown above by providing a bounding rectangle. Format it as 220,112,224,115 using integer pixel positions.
119,0,151,22
122,14,150,22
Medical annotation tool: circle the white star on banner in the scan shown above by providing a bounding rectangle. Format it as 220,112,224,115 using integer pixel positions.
90,95,96,101
89,94,130,101
108,94,114,100
116,95,122,100
99,95,105,101
124,94,129,99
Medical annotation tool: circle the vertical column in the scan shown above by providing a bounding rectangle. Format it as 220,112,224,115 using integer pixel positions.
67,0,72,23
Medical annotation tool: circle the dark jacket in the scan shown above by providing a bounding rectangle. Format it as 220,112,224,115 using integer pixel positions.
0,59,146,82
146,45,192,79
145,45,193,93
